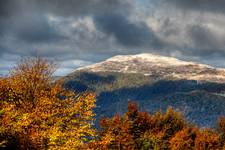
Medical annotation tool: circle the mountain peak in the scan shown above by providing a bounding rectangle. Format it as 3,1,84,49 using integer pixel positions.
75,53,225,83
106,53,198,66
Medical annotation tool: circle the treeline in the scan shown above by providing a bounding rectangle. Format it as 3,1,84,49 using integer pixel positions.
90,102,225,149
1,58,225,149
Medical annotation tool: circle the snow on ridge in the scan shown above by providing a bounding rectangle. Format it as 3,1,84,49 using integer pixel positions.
106,53,211,67
72,53,225,83
76,53,223,72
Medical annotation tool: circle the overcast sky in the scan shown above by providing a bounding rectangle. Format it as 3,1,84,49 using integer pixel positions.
1,0,225,76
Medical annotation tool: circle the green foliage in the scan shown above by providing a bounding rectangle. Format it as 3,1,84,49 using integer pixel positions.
139,132,164,150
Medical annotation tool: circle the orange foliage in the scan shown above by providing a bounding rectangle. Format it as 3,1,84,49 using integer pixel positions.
89,101,186,149
170,127,198,150
0,57,96,149
194,129,220,150
219,117,225,134
93,114,136,149
89,101,225,149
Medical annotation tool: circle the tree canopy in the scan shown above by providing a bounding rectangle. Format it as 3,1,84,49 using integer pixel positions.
0,57,96,149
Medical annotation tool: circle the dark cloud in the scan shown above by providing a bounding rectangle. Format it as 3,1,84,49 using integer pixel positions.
12,15,65,43
164,0,225,14
0,0,19,18
188,25,216,49
0,45,8,56
0,0,130,18
187,24,225,56
1,0,225,75
0,17,64,45
94,14,164,48
0,0,130,50
38,0,129,16
160,18,180,37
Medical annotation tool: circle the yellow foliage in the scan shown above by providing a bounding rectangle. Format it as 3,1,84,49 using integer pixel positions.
0,57,96,149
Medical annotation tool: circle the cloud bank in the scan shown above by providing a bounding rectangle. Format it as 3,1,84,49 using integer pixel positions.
1,0,225,75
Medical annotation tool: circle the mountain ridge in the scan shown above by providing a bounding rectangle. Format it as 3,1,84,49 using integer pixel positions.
74,53,225,83
62,53,225,128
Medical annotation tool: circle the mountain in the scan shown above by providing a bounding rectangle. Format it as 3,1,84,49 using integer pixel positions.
62,53,225,128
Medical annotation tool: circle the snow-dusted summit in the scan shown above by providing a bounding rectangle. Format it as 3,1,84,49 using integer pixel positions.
76,53,225,83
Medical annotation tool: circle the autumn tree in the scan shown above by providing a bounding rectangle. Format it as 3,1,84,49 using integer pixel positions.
0,57,96,149
169,127,198,150
89,101,186,149
194,129,220,150
217,116,225,148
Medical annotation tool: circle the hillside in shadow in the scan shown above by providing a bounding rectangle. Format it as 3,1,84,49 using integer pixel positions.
63,71,225,127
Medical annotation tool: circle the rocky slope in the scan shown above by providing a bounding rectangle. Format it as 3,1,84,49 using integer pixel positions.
62,53,225,128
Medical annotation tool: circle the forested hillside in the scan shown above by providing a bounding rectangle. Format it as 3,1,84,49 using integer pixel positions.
1,58,225,149
63,71,225,128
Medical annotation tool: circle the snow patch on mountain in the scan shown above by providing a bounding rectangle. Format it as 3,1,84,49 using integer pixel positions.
107,53,194,66
75,53,225,83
